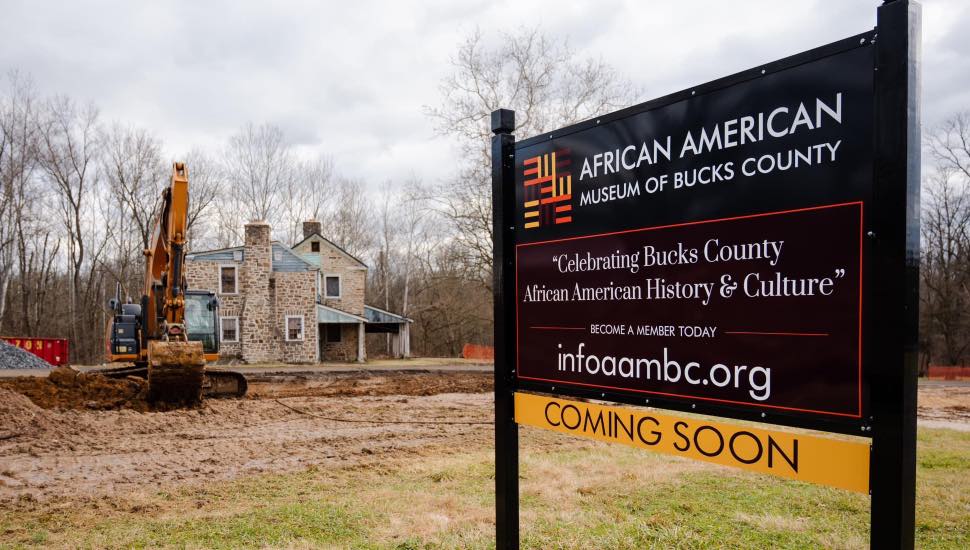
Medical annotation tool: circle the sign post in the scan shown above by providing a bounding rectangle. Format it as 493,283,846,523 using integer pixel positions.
492,108,519,550
870,1,921,548
492,2,919,548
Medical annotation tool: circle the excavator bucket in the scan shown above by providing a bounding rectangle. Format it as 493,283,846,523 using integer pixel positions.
147,340,206,405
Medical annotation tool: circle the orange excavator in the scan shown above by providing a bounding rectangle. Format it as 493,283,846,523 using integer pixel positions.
102,163,246,403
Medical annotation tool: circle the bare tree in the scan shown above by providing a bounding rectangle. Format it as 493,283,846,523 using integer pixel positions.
921,114,970,367
396,177,435,320
34,96,102,357
101,123,166,250
279,154,334,245
322,177,373,258
920,166,970,365
425,28,638,286
181,147,223,249
373,181,395,352
223,122,293,223
0,72,40,332
927,113,970,182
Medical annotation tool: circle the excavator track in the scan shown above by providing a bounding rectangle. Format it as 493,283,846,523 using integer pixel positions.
95,363,248,400
203,368,249,398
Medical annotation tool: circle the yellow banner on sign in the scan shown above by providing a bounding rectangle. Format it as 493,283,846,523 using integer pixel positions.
514,392,870,493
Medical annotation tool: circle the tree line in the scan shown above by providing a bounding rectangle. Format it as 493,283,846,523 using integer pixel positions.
2,28,967,368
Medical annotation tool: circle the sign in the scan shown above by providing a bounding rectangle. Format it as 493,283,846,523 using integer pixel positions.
515,392,870,493
517,203,863,420
513,44,872,434
492,2,920,548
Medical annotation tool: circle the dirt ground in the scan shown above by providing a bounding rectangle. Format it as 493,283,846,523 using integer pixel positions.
0,371,966,505
0,369,493,503
0,367,492,411
245,370,492,399
916,382,970,430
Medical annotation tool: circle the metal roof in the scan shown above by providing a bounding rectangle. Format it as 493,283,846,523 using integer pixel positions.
271,243,316,272
187,243,316,272
317,304,368,324
298,251,322,268
364,305,412,324
186,246,243,262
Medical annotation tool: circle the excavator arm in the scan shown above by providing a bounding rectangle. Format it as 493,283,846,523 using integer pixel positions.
144,163,190,338
141,163,206,403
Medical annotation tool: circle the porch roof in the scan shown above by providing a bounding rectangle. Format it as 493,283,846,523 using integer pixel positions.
316,303,367,324
364,305,412,324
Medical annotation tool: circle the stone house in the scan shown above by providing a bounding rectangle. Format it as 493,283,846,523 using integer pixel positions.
185,220,411,363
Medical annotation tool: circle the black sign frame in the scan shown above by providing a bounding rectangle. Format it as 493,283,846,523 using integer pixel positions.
509,30,876,437
492,1,920,548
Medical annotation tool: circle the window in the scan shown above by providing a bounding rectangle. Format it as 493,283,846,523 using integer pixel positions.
221,316,239,343
286,315,305,341
326,324,342,343
220,265,238,294
311,241,320,252
186,294,217,352
324,275,341,298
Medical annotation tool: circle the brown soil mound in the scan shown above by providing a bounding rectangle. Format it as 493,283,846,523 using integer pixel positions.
0,387,46,439
0,386,82,445
0,366,148,411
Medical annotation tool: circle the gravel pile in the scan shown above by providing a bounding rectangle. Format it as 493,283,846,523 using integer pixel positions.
0,341,52,369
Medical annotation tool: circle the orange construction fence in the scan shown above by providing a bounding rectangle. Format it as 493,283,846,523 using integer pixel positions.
927,366,970,380
462,344,494,361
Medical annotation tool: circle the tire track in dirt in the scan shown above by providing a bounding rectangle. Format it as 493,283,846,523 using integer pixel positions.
0,372,493,502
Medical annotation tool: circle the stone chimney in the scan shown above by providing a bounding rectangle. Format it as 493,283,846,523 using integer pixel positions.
242,220,276,362
245,220,272,249
302,220,322,240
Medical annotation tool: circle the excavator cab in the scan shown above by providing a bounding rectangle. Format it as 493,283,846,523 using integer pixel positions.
184,291,220,356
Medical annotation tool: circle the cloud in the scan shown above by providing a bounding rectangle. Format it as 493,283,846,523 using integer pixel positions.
0,0,964,186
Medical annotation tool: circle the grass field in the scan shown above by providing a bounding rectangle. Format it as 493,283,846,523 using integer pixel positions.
2,426,967,549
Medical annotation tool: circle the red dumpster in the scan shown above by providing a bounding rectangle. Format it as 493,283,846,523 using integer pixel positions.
1,337,70,366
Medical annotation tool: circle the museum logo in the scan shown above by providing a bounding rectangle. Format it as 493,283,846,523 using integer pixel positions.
523,148,572,229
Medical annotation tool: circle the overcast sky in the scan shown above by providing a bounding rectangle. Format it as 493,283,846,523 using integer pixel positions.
1,0,966,186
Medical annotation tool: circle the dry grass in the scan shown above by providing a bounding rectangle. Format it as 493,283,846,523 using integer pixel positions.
1,425,967,548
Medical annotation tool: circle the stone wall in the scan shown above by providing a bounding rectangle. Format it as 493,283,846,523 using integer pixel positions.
273,271,318,363
292,237,366,316
321,323,360,362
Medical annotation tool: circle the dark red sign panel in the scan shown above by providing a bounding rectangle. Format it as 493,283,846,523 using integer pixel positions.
516,202,863,418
